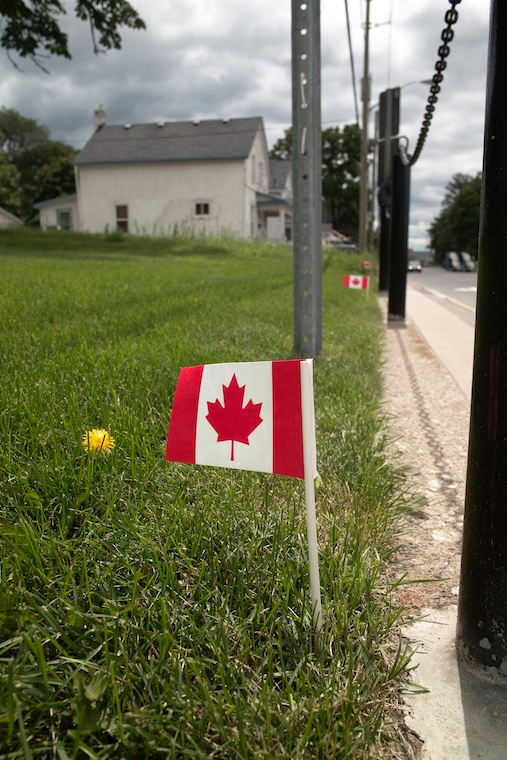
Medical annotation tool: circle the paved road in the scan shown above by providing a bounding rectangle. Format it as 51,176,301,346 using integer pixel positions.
408,266,477,312
407,267,477,330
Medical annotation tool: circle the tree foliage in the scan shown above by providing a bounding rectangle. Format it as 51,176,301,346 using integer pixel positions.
0,153,21,215
321,124,360,237
270,123,361,238
0,0,145,67
0,107,49,161
429,173,481,263
16,140,77,220
0,107,76,222
269,130,292,162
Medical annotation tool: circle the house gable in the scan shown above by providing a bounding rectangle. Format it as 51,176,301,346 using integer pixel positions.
0,206,23,228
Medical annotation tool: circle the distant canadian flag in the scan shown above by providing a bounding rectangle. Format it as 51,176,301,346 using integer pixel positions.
343,274,370,290
166,359,317,479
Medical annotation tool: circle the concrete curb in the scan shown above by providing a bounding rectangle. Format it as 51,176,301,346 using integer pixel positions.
385,284,507,759
403,607,507,760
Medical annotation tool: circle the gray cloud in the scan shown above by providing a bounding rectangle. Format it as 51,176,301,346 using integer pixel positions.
0,0,489,249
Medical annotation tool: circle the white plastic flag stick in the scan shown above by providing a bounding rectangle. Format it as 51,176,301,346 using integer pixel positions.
166,358,323,634
301,360,323,633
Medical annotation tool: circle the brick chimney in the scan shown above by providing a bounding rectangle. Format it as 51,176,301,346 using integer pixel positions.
94,105,107,130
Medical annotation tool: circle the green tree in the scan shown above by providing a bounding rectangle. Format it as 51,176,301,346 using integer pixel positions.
270,123,361,238
0,107,50,161
0,0,145,67
321,124,360,237
270,130,293,161
0,152,21,215
0,108,76,222
15,140,77,221
429,173,481,263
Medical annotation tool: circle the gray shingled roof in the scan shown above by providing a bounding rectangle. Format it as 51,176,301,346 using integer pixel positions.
75,116,264,166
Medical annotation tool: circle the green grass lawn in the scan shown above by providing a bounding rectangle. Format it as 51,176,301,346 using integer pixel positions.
0,229,412,759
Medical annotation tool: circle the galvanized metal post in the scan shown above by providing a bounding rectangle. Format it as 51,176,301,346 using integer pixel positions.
457,0,507,676
292,0,322,358
387,153,410,321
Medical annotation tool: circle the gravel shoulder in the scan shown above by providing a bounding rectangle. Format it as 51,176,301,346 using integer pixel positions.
382,316,469,611
380,296,471,759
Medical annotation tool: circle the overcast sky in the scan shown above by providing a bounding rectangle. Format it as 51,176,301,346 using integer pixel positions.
0,0,490,249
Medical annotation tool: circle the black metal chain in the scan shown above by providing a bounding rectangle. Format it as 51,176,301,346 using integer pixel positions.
401,0,462,167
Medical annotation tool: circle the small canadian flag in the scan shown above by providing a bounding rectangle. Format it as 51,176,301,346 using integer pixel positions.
166,359,317,479
343,274,370,290
166,358,323,634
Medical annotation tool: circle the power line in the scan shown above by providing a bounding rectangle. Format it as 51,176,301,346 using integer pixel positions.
343,0,360,124
387,0,394,87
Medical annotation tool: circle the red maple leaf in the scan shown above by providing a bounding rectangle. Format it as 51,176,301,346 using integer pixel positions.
206,374,263,461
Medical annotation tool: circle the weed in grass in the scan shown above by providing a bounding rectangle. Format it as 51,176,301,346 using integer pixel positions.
0,229,415,758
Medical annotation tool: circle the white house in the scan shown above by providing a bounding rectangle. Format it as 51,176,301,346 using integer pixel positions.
33,194,79,230
0,206,24,228
54,112,292,240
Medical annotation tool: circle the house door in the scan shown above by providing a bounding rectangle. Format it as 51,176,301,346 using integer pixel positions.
57,209,73,230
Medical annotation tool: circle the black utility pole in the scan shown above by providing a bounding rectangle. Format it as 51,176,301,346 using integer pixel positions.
378,202,390,292
377,88,400,292
387,153,410,321
292,0,322,358
457,0,507,675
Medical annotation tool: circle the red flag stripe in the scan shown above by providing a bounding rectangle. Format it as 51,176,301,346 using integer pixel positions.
165,364,203,463
272,360,304,479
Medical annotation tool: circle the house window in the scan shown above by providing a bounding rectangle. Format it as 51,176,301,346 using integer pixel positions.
251,155,256,184
116,205,129,232
195,202,210,216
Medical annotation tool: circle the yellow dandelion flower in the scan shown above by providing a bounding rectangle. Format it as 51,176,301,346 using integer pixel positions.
82,428,115,455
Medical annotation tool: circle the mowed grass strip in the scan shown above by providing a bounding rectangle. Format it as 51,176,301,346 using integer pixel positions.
0,229,412,759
